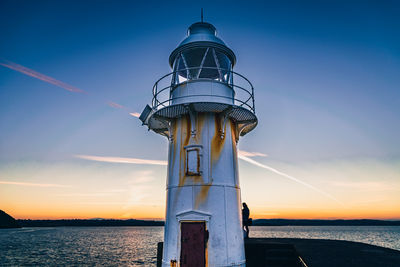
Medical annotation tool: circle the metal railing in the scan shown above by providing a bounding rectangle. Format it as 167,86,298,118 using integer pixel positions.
151,67,255,113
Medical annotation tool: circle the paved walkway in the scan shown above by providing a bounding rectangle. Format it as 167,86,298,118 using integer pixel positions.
245,238,400,267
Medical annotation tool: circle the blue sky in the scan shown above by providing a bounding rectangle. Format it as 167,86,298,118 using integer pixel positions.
0,0,399,219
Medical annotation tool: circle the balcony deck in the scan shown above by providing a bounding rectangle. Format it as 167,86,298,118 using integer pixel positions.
145,67,258,138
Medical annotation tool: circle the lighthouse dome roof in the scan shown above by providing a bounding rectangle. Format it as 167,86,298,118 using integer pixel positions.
180,22,225,46
169,22,236,67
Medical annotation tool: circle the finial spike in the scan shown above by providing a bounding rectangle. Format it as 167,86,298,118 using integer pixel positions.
201,8,204,22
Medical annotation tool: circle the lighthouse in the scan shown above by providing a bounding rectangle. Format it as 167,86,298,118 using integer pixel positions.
140,20,257,267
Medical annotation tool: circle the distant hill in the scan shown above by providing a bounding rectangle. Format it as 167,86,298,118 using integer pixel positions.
0,210,21,228
253,219,400,226
17,219,164,227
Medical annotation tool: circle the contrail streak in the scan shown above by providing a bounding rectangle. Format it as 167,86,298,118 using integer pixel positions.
238,154,343,205
238,150,267,157
75,155,167,166
0,59,140,117
2,60,336,204
107,102,140,118
0,180,71,188
107,101,125,109
0,60,86,93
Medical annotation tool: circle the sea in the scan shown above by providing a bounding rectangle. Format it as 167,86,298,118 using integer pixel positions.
1,226,399,266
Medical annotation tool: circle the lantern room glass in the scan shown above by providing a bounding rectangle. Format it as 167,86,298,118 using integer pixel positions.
172,47,233,86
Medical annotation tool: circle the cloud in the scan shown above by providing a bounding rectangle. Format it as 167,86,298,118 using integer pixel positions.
107,101,125,109
329,181,395,191
124,170,157,207
107,102,141,118
352,199,386,205
0,60,86,93
78,201,129,205
127,170,155,184
238,150,267,157
75,155,167,166
55,192,116,197
107,101,140,118
0,180,71,188
74,152,341,204
238,154,343,205
107,102,140,118
129,112,140,118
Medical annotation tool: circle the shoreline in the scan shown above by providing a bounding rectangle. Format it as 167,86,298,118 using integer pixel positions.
12,219,400,228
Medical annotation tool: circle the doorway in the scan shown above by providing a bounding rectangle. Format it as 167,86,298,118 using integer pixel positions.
180,221,206,267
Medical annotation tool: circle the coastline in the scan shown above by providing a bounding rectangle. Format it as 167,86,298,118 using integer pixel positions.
14,219,400,227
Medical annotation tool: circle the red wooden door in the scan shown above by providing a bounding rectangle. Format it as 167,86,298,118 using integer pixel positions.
180,222,206,267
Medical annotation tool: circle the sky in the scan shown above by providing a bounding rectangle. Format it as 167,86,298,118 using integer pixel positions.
0,0,399,220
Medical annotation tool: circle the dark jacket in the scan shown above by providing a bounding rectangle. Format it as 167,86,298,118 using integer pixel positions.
242,206,250,222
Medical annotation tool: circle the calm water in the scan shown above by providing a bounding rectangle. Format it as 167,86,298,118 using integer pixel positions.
1,226,399,266
251,226,400,251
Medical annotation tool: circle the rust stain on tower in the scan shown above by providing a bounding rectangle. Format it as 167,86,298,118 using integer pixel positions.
211,115,226,164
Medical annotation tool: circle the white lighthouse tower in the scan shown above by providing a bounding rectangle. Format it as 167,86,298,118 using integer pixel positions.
140,20,257,267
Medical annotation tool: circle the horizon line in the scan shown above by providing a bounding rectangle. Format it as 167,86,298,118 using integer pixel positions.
13,217,400,221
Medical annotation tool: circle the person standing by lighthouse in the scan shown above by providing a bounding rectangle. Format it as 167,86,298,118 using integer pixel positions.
140,18,257,267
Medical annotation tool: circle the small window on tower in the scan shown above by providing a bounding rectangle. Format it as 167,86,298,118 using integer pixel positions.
185,145,202,176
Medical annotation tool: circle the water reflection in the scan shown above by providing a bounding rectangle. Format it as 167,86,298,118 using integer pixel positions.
1,226,399,266
0,227,163,266
250,226,400,251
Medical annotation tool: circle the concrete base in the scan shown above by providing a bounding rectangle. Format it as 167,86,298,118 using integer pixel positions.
157,238,400,267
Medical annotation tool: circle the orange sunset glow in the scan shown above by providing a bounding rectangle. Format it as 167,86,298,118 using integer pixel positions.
1,156,399,220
